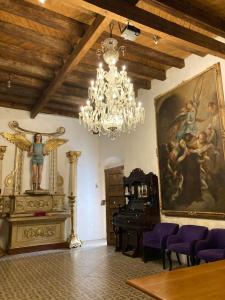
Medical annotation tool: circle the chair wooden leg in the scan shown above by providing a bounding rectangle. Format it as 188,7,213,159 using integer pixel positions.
167,250,172,271
176,252,181,265
187,255,190,267
162,249,166,269
142,246,148,263
190,255,195,266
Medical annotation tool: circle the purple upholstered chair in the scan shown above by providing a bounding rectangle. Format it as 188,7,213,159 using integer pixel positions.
167,225,208,270
143,222,179,269
196,229,225,263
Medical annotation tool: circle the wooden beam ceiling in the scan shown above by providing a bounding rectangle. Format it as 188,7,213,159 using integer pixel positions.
84,50,166,80
66,70,151,91
74,0,225,59
0,71,47,89
31,15,111,118
59,85,88,99
96,33,185,68
0,84,41,99
0,0,223,119
0,20,72,55
0,0,87,36
142,0,225,39
43,106,79,118
0,41,62,69
0,57,53,80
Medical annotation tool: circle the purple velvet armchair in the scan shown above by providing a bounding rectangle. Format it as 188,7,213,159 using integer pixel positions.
143,222,179,269
196,229,225,263
167,225,208,270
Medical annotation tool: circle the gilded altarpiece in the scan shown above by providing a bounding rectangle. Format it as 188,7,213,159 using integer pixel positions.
0,122,69,253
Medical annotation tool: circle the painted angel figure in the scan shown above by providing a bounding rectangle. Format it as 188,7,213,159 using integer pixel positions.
0,132,67,191
29,133,47,190
170,100,198,141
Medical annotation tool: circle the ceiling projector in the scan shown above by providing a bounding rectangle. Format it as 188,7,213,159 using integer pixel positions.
121,24,140,41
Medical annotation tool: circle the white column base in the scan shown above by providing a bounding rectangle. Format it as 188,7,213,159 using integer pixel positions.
68,234,82,248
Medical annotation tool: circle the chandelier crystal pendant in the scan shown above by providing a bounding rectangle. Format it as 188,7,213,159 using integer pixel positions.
79,36,145,140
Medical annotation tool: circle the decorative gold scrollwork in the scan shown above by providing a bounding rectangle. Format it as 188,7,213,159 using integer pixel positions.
23,225,56,240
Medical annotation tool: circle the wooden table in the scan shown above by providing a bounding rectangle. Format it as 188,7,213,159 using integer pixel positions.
127,260,225,300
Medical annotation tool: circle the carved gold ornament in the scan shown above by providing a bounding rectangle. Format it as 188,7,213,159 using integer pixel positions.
44,138,68,153
66,151,81,163
0,146,7,160
0,133,31,151
8,121,65,137
0,132,67,153
23,225,57,240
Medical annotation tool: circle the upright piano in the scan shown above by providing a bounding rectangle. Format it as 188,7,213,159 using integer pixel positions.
113,168,160,257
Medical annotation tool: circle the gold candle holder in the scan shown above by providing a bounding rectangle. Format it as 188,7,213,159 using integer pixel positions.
66,151,81,248
0,146,7,195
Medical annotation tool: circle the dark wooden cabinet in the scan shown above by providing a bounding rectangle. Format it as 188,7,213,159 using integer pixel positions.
113,168,160,257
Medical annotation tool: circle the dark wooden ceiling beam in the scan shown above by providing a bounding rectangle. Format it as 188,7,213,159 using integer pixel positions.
77,59,162,83
59,85,88,99
0,57,53,80
65,72,93,89
75,0,225,59
0,93,35,106
86,49,166,80
0,99,32,111
142,0,225,39
0,95,79,118
163,39,206,57
46,101,79,111
42,106,79,118
0,41,62,69
66,69,151,90
31,15,111,118
0,71,47,90
50,94,86,106
0,21,72,55
0,84,41,99
0,0,87,36
97,32,185,69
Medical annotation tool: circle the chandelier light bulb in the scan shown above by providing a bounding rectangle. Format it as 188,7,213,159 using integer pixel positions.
153,34,160,45
7,79,11,88
122,65,126,71
138,102,142,106
39,0,46,4
99,63,103,68
90,80,94,86
80,106,84,111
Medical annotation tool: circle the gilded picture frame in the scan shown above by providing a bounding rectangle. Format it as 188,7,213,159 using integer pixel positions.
155,63,225,219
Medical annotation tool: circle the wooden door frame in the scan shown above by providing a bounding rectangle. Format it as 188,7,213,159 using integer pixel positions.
104,165,124,245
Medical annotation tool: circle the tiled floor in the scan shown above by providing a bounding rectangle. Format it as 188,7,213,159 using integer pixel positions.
0,240,165,300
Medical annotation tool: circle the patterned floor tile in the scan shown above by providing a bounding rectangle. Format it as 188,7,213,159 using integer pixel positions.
0,240,166,300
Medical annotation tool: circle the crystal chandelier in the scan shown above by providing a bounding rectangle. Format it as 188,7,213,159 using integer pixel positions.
79,35,145,140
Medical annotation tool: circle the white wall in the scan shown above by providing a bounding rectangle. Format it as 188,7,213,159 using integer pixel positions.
0,108,105,241
100,53,225,230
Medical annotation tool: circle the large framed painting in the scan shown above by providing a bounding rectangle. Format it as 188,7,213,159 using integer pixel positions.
155,63,225,219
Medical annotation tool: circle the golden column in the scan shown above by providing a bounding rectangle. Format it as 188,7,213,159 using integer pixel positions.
0,146,7,258
66,151,81,248
0,146,7,195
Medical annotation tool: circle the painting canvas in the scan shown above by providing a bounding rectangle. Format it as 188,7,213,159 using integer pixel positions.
155,63,225,219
